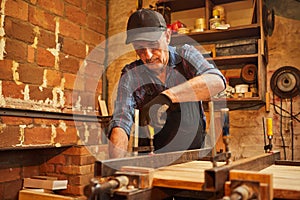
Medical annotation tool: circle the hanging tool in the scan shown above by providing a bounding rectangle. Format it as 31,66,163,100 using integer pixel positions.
264,117,273,153
148,125,155,154
137,0,143,10
221,108,232,165
209,101,217,167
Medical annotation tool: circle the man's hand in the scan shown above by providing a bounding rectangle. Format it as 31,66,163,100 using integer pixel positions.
109,128,128,158
140,94,173,128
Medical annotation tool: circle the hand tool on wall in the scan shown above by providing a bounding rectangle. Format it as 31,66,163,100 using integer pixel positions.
265,117,273,153
221,108,232,165
209,101,217,167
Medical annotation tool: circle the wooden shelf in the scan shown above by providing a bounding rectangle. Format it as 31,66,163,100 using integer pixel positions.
170,24,260,44
203,97,265,110
157,0,244,12
208,54,258,66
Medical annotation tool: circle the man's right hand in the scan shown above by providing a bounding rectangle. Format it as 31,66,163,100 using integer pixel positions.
139,93,173,128
109,127,128,158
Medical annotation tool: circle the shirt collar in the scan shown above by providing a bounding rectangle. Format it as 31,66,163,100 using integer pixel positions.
168,46,182,67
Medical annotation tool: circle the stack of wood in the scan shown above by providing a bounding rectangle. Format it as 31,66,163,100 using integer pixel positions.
22,176,68,193
19,176,72,200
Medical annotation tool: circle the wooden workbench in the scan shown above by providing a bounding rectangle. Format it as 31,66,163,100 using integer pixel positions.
152,160,300,199
259,164,300,199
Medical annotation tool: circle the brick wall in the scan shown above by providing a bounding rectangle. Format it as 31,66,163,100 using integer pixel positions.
0,0,108,199
0,114,109,199
0,0,106,113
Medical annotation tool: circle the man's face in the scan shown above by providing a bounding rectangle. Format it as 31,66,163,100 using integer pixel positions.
132,31,171,72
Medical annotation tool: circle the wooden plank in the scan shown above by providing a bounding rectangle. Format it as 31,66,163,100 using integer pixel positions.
23,178,68,190
95,148,212,177
153,161,225,191
19,190,79,200
259,165,300,199
98,96,108,116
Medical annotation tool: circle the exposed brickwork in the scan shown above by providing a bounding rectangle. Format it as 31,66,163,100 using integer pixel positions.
82,28,105,46
62,37,87,59
4,18,35,44
38,29,56,48
37,0,64,16
0,167,21,183
0,125,20,148
27,45,35,63
59,54,81,73
36,47,56,67
0,60,13,80
18,63,44,84
59,18,82,40
2,116,33,125
65,4,87,25
29,85,53,101
29,6,56,31
1,81,25,99
5,38,28,62
55,126,79,145
87,15,106,34
45,69,63,87
5,0,28,21
24,126,52,145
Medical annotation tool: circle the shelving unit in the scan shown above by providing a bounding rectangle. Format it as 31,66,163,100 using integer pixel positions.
157,0,267,110
157,0,244,12
170,24,260,44
208,54,258,67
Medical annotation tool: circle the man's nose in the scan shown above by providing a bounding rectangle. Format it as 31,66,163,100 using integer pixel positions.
143,48,153,60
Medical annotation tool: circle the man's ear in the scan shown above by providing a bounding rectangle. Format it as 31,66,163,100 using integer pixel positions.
165,29,172,44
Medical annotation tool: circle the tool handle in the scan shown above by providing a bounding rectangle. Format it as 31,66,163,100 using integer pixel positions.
221,108,230,136
266,117,273,137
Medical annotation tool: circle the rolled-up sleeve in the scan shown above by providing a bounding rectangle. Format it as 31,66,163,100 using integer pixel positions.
108,71,135,137
180,44,226,86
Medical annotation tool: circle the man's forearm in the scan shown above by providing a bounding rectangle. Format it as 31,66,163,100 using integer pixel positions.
109,127,129,158
162,74,225,103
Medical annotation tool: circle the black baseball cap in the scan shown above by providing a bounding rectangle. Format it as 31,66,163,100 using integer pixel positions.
125,9,167,44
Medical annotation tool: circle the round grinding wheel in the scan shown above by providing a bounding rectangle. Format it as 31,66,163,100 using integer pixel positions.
241,64,257,83
270,66,300,98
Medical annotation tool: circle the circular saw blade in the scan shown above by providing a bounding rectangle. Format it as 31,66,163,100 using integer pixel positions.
270,66,300,98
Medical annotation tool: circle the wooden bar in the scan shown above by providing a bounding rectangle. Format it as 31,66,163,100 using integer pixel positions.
153,161,225,191
204,151,280,191
95,148,212,177
19,190,80,200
